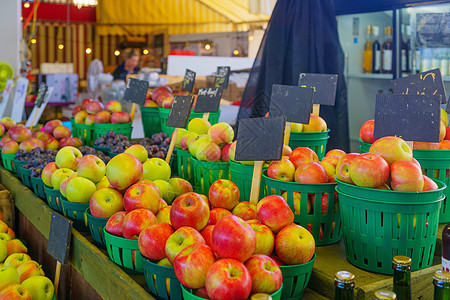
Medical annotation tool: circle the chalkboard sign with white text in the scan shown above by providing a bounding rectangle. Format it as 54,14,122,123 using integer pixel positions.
123,78,148,106
298,73,338,106
167,95,194,128
214,66,231,89
194,87,223,113
35,82,48,108
182,69,196,93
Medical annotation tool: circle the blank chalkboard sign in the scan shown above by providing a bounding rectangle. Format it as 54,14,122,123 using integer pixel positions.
182,69,196,93
373,94,441,143
47,212,72,264
35,82,48,108
167,95,194,128
214,66,231,89
235,116,286,161
298,73,338,106
194,87,223,113
391,69,446,104
269,84,314,124
123,78,148,105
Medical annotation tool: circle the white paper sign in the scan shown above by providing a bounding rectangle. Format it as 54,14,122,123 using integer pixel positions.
25,87,54,128
11,77,29,122
0,80,14,118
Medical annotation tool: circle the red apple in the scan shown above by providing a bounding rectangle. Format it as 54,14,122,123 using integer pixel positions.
369,136,412,166
422,175,439,191
0,117,16,130
71,105,83,117
6,240,28,257
445,126,450,140
207,208,232,226
320,155,340,183
350,153,389,188
174,243,216,289
58,137,77,148
289,147,319,169
111,112,131,124
267,157,296,181
325,149,346,158
208,180,240,211
295,162,328,184
256,195,294,233
35,132,52,142
165,226,205,264
16,260,45,283
156,206,172,225
122,209,157,239
19,140,38,152
89,187,124,218
156,92,173,107
275,224,315,265
248,222,275,256
359,120,378,144
123,182,160,214
85,115,95,125
390,160,424,191
44,138,59,150
81,98,93,109
244,255,282,294
303,114,327,132
138,223,174,261
0,284,31,300
201,225,215,247
221,143,231,162
231,202,257,221
211,215,256,262
105,100,122,113
9,126,31,143
74,110,89,124
44,120,62,135
106,153,143,190
105,211,126,236
94,111,111,123
86,101,104,114
336,153,360,184
205,259,252,300
30,138,45,149
41,162,59,188
282,144,293,156
170,192,210,231
0,136,11,148
1,140,19,154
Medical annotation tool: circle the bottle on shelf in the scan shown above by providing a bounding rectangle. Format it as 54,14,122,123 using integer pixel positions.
363,25,373,73
382,26,393,74
401,24,409,75
334,270,355,300
442,223,450,272
433,270,450,300
392,255,412,300
374,290,397,299
372,26,381,74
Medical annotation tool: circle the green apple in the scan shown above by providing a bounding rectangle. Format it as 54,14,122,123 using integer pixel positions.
77,155,106,183
0,233,12,243
175,128,189,149
154,180,176,204
65,177,97,203
50,168,74,190
188,135,209,157
187,118,211,135
55,146,83,171
291,122,303,133
0,266,20,291
96,176,110,190
125,144,149,163
0,240,7,262
169,178,193,198
22,276,55,300
59,172,77,197
4,253,31,269
142,158,171,181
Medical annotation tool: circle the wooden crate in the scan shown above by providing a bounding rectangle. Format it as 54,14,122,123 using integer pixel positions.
0,183,14,229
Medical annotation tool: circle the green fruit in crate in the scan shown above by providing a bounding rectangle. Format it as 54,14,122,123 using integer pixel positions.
248,222,275,256
156,206,172,225
0,233,12,243
41,162,59,188
143,158,171,182
188,118,211,135
74,111,88,124
169,178,193,198
188,135,209,157
4,253,31,269
106,153,143,190
125,144,148,163
207,122,234,144
175,128,189,149
368,136,412,166
0,283,31,299
441,108,449,126
154,180,176,203
21,275,55,300
50,168,74,190
65,177,97,203
55,146,83,171
302,115,327,132
59,173,77,197
196,141,221,162
77,155,106,183
0,266,20,291
291,122,303,132
0,240,7,262
165,226,205,264
180,132,199,150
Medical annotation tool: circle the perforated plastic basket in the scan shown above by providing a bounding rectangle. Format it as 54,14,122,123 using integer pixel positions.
141,255,182,300
288,130,330,160
84,208,108,247
104,228,143,273
60,196,89,232
279,254,315,300
140,106,162,138
13,159,27,176
181,283,284,300
359,138,371,153
44,185,63,212
72,123,94,146
30,176,46,199
191,157,230,196
1,153,15,172
176,149,195,185
19,166,32,188
229,160,267,203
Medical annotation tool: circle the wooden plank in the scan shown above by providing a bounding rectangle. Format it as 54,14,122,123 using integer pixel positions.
0,167,154,300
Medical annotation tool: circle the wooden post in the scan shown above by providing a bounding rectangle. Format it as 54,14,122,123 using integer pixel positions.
284,122,291,145
249,161,264,205
29,108,40,130
166,128,178,164
54,261,61,298
130,103,137,122
202,112,210,122
312,104,320,116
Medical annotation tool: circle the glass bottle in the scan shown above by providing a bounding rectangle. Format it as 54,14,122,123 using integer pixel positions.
442,223,450,272
372,26,381,74
374,290,397,299
335,270,355,300
382,26,393,74
363,25,373,73
433,270,450,300
401,24,409,75
392,256,412,300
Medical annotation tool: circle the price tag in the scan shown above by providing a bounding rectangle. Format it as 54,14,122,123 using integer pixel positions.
194,87,223,113
374,94,441,143
123,78,148,106
214,66,231,89
182,69,196,93
298,73,338,106
269,84,314,124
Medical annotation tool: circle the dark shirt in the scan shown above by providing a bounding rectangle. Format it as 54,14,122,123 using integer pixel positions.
112,63,139,81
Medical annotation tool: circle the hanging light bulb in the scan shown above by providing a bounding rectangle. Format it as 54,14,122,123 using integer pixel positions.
85,48,92,54
114,50,120,56
58,44,64,50
31,38,36,44
143,49,149,55
23,1,30,8
204,44,211,50
233,49,239,56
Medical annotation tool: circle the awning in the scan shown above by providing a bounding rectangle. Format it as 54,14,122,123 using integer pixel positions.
95,0,271,35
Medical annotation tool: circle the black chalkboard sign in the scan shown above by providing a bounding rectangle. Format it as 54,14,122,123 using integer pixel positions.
214,66,231,89
374,94,441,143
47,212,72,264
391,69,447,105
298,73,338,106
123,78,149,105
166,95,194,128
182,69,196,93
194,87,223,113
35,82,48,108
235,116,286,161
269,84,314,124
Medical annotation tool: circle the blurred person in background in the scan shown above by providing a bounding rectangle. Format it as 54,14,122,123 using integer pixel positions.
112,48,140,81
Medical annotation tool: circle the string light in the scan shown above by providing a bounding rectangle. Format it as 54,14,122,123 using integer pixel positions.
58,44,64,50
233,49,239,55
114,50,120,56
248,35,254,41
23,1,30,8
204,44,211,50
143,49,149,55
31,38,36,44
85,48,92,54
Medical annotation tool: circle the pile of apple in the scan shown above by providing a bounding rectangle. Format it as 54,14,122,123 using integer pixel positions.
337,136,438,191
142,86,174,108
0,219,55,300
123,179,316,299
176,118,234,162
72,99,131,125
360,108,450,150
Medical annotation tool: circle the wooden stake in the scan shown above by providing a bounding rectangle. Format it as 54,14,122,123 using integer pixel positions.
202,112,210,122
249,161,264,205
312,104,320,116
166,128,178,164
29,108,40,130
130,103,137,122
284,122,291,146
54,261,61,298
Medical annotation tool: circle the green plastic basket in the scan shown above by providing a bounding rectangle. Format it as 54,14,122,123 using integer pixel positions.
44,185,63,212
288,130,330,160
141,255,182,299
84,208,108,247
141,106,162,138
30,176,46,199
93,122,132,140
336,178,445,274
1,153,15,172
104,228,143,273
279,253,315,300
229,160,268,203
158,108,220,136
262,172,341,245
108,151,118,158
359,138,372,153
72,123,94,146
176,149,195,185
19,166,32,188
191,157,230,196
70,117,75,130
93,145,110,154
181,283,283,300
60,196,89,232
13,159,27,176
